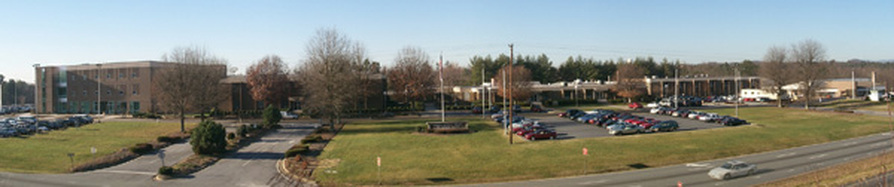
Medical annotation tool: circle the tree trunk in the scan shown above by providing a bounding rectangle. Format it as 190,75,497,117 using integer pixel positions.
179,111,186,133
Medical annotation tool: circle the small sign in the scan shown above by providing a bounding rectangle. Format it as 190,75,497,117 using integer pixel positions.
376,156,381,167
582,148,588,156
67,153,75,157
90,147,97,154
158,151,166,159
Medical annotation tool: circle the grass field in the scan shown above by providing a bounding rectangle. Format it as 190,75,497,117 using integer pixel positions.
0,121,193,173
313,107,894,185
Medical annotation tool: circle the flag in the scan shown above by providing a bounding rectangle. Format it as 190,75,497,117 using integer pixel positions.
582,148,588,156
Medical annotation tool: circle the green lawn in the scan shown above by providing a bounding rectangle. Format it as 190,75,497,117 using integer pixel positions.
313,107,893,185
0,121,192,173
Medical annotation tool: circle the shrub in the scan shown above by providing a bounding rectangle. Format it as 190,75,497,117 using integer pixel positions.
129,143,154,155
262,105,283,129
189,120,227,155
227,132,236,140
300,135,323,144
237,124,249,137
158,166,174,175
284,145,309,157
314,127,330,134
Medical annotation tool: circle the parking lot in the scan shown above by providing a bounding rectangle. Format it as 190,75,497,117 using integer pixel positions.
515,108,729,140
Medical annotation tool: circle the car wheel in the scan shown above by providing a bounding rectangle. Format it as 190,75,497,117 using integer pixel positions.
531,137,535,140
723,173,731,180
748,169,754,176
549,136,555,140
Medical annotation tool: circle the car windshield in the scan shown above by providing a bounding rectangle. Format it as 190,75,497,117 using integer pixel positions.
721,163,733,169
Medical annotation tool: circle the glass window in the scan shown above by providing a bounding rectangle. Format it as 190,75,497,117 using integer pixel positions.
132,68,139,78
83,90,87,96
132,84,139,95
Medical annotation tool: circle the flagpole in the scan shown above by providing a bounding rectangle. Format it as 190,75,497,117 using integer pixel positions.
439,53,445,122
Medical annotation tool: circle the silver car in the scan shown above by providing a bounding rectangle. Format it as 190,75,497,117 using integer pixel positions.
607,123,644,135
708,160,757,180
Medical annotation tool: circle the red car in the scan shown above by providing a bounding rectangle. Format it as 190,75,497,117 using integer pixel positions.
515,125,545,136
524,129,558,140
530,105,544,113
628,102,643,109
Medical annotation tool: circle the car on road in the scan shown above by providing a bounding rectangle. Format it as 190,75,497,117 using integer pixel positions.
607,123,644,135
524,129,558,140
628,102,643,109
709,160,757,180
645,102,659,108
649,120,679,132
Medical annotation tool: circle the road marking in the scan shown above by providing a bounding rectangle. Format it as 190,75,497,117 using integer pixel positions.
776,152,797,158
686,163,711,168
882,132,891,136
94,170,156,176
787,169,796,173
714,182,725,186
843,141,859,146
577,179,608,185
809,154,827,160
242,159,254,167
870,142,888,148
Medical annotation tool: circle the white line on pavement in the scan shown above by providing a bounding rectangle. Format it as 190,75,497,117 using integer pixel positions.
94,170,156,176
808,154,827,160
776,152,797,158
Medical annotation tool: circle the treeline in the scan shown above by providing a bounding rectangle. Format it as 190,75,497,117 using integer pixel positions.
0,75,36,105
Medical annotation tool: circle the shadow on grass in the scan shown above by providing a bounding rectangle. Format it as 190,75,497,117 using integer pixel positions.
426,177,454,183
628,163,650,169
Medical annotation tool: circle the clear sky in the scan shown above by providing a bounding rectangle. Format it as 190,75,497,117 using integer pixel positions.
1,0,892,83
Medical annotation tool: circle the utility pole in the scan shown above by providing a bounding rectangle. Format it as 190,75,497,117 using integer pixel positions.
674,67,679,109
482,67,485,119
735,67,740,117
439,54,445,122
502,69,507,135
508,43,514,145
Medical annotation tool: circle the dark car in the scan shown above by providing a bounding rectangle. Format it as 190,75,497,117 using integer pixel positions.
471,106,483,114
488,106,501,114
512,105,522,113
718,116,747,126
530,105,544,113
559,109,584,118
650,120,680,132
73,115,94,124
525,129,558,140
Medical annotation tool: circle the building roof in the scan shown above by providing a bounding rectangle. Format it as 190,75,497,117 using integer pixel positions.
220,75,247,84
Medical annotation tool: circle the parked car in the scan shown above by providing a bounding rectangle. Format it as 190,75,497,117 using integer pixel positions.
514,125,546,136
280,111,299,119
645,102,660,108
488,106,501,114
1,127,17,137
650,121,679,132
558,109,584,118
512,105,523,113
471,106,483,114
698,113,721,122
718,116,748,126
607,123,644,135
708,160,757,180
530,105,544,113
650,107,666,114
687,111,706,119
628,102,643,109
72,114,94,124
524,129,558,140
671,109,689,117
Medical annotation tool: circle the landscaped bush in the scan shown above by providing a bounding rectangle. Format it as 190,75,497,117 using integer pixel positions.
227,132,236,140
129,143,154,155
189,120,227,155
158,166,174,175
313,127,329,134
237,124,249,137
284,144,309,158
262,105,282,129
300,135,323,144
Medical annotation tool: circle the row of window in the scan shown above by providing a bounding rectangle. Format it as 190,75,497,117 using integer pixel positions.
66,68,141,82
54,101,141,114
77,84,140,96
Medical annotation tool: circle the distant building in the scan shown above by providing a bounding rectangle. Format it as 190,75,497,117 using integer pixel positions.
34,61,186,114
644,75,761,98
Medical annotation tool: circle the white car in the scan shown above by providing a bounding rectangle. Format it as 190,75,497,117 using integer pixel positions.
280,111,299,119
649,107,666,114
645,102,660,108
708,160,757,180
698,113,721,122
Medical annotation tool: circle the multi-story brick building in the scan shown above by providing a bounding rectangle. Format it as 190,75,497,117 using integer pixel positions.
34,61,182,114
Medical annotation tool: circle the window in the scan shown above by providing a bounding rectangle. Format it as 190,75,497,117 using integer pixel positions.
119,85,125,96
107,90,111,95
119,70,124,78
132,84,139,95
83,90,87,96
106,72,111,79
132,68,139,78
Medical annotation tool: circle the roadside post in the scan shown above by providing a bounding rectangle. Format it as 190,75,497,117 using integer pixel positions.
66,153,75,170
90,147,97,160
582,148,588,174
158,150,166,167
376,156,381,185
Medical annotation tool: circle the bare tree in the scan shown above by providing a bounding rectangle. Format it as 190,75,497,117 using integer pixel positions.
247,55,291,107
297,28,365,126
614,63,647,103
156,46,228,132
442,61,470,87
760,46,794,108
494,65,533,101
387,46,435,110
792,39,828,109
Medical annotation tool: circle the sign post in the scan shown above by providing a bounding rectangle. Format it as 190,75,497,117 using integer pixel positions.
90,147,97,160
376,156,382,185
582,148,588,174
158,150,166,167
66,153,75,170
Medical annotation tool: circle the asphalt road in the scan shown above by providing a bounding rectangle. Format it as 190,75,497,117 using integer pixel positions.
0,122,315,187
460,132,894,187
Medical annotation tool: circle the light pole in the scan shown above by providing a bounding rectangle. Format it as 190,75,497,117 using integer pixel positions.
96,64,102,115
33,64,40,113
735,67,740,117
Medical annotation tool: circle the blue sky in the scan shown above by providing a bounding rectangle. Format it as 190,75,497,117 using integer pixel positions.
1,0,892,83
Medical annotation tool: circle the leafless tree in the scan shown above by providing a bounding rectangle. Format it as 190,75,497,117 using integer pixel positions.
296,28,365,126
442,61,470,87
156,46,228,132
387,46,435,110
494,65,533,101
760,46,794,108
792,39,828,109
247,55,291,107
614,63,647,103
